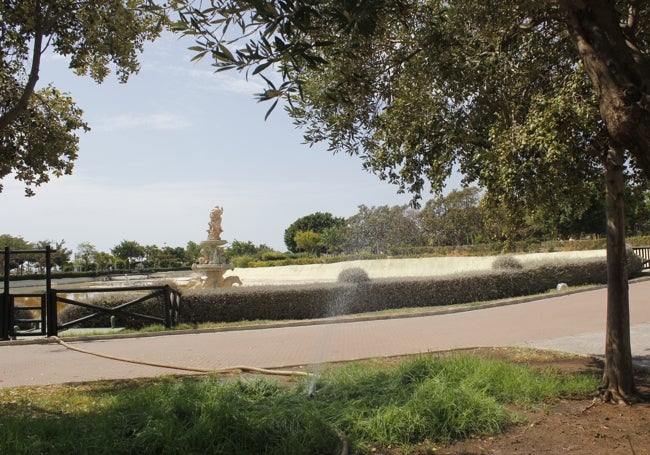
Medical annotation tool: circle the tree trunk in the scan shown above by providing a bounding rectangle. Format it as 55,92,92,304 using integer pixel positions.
598,144,637,404
559,0,650,178
0,32,42,131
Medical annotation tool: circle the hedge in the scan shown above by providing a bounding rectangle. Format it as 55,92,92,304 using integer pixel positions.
55,253,643,329
179,254,643,325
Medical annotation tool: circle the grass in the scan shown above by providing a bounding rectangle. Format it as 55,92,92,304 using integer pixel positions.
0,352,599,454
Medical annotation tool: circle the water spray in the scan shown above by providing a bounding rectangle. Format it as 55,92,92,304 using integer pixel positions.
307,379,317,398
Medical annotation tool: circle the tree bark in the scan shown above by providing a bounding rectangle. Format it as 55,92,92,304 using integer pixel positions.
0,32,43,131
559,0,650,178
599,144,637,404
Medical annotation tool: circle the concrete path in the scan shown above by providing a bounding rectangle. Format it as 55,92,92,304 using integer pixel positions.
1,280,649,388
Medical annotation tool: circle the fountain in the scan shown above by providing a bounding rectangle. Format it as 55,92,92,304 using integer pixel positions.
191,206,242,288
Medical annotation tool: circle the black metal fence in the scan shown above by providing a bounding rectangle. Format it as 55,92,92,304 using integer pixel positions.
1,246,181,340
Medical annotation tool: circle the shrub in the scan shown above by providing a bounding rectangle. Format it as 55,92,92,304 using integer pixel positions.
261,251,289,261
230,255,256,268
491,255,523,270
627,246,644,273
337,267,370,283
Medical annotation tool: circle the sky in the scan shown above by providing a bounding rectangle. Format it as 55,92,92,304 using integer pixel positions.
1,32,459,254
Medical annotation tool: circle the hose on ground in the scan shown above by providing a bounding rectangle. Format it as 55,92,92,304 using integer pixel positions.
54,336,350,455
51,336,312,377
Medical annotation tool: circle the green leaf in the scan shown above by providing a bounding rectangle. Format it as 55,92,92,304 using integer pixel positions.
252,61,273,75
218,43,235,62
190,50,208,62
264,99,279,120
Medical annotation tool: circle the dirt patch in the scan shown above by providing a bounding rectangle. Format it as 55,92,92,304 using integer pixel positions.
440,397,650,454
383,348,650,455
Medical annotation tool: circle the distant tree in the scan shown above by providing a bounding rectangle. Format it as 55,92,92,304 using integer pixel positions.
228,240,258,257
293,230,322,257
257,244,274,254
185,241,202,264
0,0,164,195
0,234,32,270
625,184,650,236
0,234,31,250
284,212,345,253
75,242,97,271
346,205,423,254
34,239,71,270
160,246,186,267
111,240,145,269
94,251,114,272
320,226,347,255
419,188,485,247
143,244,162,267
53,240,72,269
0,234,30,249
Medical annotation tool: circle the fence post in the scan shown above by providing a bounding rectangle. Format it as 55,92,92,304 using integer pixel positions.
1,247,10,340
46,289,58,337
163,285,172,329
40,294,47,336
172,289,180,324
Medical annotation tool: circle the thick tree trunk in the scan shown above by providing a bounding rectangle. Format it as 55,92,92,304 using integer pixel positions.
559,0,650,178
598,144,637,404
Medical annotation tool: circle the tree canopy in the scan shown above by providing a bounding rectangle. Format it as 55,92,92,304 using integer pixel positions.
172,0,650,403
0,0,164,195
345,204,421,254
111,239,145,268
283,211,345,253
172,1,649,181
171,0,623,230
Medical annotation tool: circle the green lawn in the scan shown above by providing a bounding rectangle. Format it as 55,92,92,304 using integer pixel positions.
0,352,598,454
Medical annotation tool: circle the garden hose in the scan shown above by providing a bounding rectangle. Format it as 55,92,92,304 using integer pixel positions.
53,337,348,455
51,336,312,377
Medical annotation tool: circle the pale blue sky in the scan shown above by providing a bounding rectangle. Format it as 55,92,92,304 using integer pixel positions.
2,32,457,254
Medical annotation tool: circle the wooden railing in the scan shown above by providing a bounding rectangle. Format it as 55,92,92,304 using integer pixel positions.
2,286,181,340
47,285,181,337
2,245,183,340
7,293,47,337
2,246,53,340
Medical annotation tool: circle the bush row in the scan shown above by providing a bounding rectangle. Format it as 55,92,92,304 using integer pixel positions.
180,254,643,325
55,253,643,330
